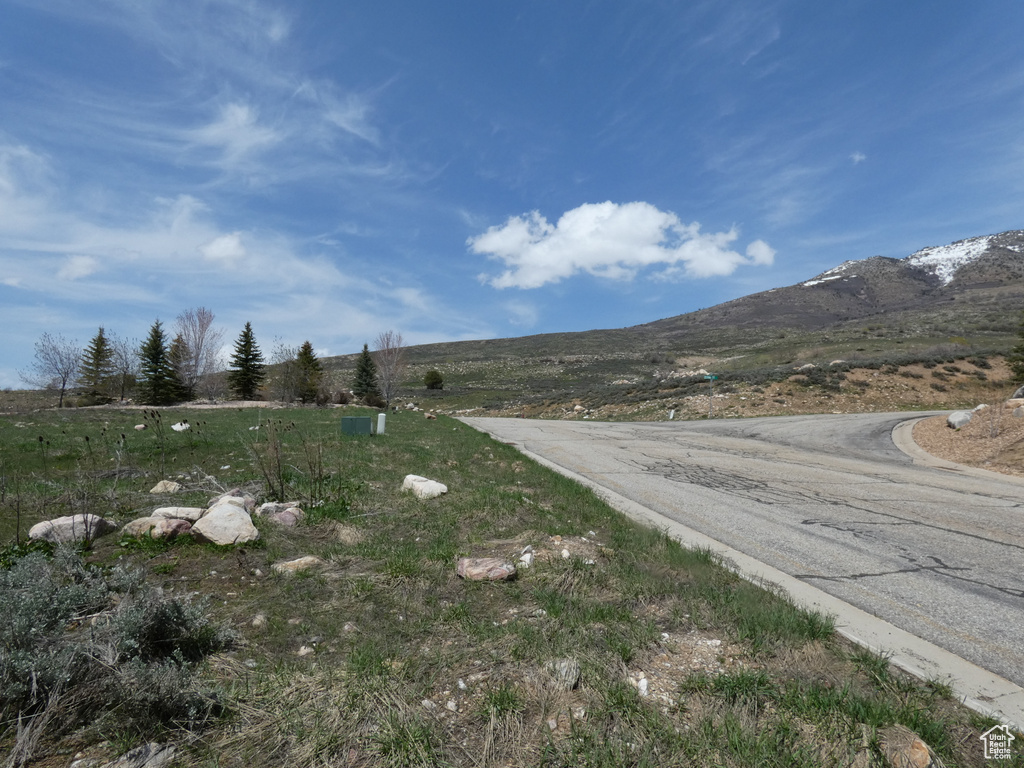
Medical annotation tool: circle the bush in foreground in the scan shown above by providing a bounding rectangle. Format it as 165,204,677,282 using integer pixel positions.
1,547,233,764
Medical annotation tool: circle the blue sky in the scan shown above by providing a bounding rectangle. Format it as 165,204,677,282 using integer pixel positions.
3,1,1024,388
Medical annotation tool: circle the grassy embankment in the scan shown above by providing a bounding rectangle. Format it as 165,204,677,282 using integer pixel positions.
1,405,1016,767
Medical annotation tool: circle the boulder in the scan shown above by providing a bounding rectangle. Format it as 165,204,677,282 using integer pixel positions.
272,555,324,574
122,517,159,538
402,474,448,500
151,506,204,522
457,557,516,581
134,424,147,431
149,480,181,494
879,725,934,768
191,501,259,546
29,514,117,544
256,501,302,516
1013,384,1024,399
209,490,256,513
947,411,972,429
1015,406,1024,418
151,518,192,540
268,507,304,527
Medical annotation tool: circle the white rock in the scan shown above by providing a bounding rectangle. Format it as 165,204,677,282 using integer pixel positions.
402,474,448,499
149,480,181,494
947,411,973,429
134,424,147,431
561,549,570,559
517,552,534,568
170,422,190,432
298,645,315,657
190,502,259,546
29,514,117,544
272,556,324,574
151,506,204,522
252,614,268,629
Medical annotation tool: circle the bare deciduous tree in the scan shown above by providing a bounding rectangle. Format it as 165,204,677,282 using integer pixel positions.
173,307,224,400
108,332,140,401
373,330,406,409
269,337,300,402
19,333,80,407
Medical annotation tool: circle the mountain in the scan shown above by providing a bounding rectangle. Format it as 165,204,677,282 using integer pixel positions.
356,230,1024,375
635,230,1024,348
321,230,1024,418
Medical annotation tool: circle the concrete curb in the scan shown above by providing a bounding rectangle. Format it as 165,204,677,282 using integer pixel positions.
463,417,1024,732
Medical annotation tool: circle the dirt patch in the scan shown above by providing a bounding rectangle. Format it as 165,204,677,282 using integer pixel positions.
913,402,1024,478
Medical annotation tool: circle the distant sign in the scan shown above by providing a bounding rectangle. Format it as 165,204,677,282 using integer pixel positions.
704,375,717,380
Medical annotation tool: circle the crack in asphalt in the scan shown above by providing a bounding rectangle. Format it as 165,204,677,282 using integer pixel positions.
630,455,1024,555
796,556,1024,599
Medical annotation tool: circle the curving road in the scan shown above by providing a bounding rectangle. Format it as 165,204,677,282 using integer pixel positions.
463,413,1024,722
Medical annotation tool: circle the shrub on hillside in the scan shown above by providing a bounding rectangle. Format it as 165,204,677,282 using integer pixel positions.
424,369,444,390
0,548,233,758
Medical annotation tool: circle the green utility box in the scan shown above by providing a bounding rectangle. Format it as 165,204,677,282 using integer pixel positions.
340,416,373,435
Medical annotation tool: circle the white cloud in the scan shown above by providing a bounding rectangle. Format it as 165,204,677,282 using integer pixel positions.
188,103,281,166
200,232,246,262
504,300,539,328
851,152,867,164
470,201,773,289
57,255,99,280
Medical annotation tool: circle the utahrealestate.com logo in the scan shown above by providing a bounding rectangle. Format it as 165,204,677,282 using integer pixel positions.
980,724,1016,760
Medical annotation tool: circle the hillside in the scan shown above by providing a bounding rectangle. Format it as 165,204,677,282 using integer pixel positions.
317,230,1024,419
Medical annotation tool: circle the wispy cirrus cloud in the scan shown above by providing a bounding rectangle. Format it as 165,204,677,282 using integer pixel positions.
471,201,774,289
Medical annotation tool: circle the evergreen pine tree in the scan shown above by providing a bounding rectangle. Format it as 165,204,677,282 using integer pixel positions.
352,343,381,401
137,320,179,405
1009,309,1024,385
227,322,266,400
79,327,114,401
167,333,195,401
295,341,324,404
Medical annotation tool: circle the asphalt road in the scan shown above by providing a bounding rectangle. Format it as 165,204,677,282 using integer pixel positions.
462,413,1024,693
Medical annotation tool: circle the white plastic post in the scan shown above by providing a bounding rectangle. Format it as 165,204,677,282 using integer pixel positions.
377,413,386,435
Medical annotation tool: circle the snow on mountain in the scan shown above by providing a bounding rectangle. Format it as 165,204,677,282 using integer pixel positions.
801,231,1024,289
905,235,996,285
801,261,860,287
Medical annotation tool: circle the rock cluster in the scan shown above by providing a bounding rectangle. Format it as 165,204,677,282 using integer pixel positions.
117,487,307,547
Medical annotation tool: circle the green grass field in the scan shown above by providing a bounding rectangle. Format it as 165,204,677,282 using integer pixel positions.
1,405,1019,767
